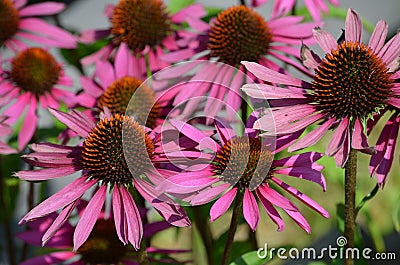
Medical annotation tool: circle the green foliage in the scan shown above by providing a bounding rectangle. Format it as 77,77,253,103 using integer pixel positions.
168,0,195,13
229,251,272,265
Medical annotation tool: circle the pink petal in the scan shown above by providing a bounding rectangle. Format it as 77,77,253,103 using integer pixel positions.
48,108,92,137
168,119,217,151
333,130,350,167
171,4,205,23
112,186,128,244
20,178,96,224
18,97,38,150
272,177,329,218
256,189,284,231
3,92,30,124
257,184,298,211
300,44,322,69
284,210,311,233
242,61,305,87
273,152,323,167
210,188,238,222
345,9,362,42
243,189,260,231
80,76,103,97
73,185,107,250
351,118,370,150
190,183,231,205
273,167,326,191
19,2,65,16
79,29,110,43
242,83,306,100
326,117,349,156
368,20,388,53
215,119,235,145
14,0,28,9
289,118,335,151
120,186,143,249
42,200,79,246
313,27,337,53
16,166,78,181
377,33,400,66
96,60,116,88
19,18,76,48
115,43,131,78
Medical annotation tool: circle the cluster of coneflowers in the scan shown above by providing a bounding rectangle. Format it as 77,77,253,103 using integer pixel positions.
0,0,399,264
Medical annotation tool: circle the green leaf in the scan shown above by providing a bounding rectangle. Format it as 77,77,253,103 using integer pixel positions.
229,250,272,265
168,0,195,14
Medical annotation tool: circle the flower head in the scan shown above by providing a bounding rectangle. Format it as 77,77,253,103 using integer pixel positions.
160,5,316,119
241,9,400,167
80,0,205,73
158,117,329,232
0,0,76,51
17,109,190,250
17,205,190,265
76,43,171,129
0,47,75,150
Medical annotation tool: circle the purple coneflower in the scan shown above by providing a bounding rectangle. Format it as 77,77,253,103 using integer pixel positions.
17,109,190,250
77,43,171,129
0,0,76,51
158,117,329,232
160,5,316,119
241,9,400,167
17,205,190,265
80,0,205,73
0,47,75,150
272,0,340,22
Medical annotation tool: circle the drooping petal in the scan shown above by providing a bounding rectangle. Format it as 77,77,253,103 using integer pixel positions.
48,108,92,137
112,186,128,244
284,210,311,233
289,118,335,152
242,61,305,87
271,177,330,218
19,2,65,16
19,252,76,265
243,189,260,231
42,200,79,246
210,188,237,222
190,183,231,205
256,189,284,231
326,117,349,156
73,185,107,250
20,178,95,224
120,186,143,250
257,184,298,211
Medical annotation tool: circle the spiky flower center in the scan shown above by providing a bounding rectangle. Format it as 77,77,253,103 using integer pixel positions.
77,219,127,264
10,48,61,96
81,114,154,185
110,0,170,51
212,136,273,190
98,77,160,128
208,5,272,66
0,0,19,46
312,41,393,119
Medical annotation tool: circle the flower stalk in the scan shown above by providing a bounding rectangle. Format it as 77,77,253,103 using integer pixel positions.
344,140,357,265
221,190,244,265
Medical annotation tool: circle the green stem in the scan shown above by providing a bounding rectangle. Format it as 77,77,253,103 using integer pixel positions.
344,147,357,265
355,184,379,218
193,206,214,265
248,227,258,250
137,239,150,265
221,190,244,265
0,156,17,265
